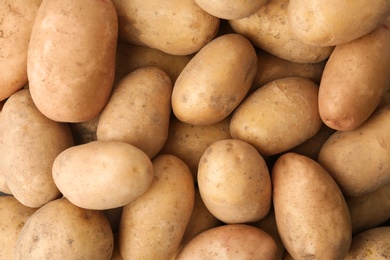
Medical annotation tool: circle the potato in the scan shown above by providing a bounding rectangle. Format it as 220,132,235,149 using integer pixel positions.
318,106,390,197
112,0,219,55
53,140,154,210
176,224,278,259
97,67,172,158
195,0,268,19
229,0,334,63
230,77,322,156
0,89,74,207
345,226,390,260
288,0,390,46
319,19,390,131
0,196,37,259
15,198,114,260
0,0,42,101
198,139,271,224
27,0,118,122
172,33,257,126
272,153,352,260
119,154,194,260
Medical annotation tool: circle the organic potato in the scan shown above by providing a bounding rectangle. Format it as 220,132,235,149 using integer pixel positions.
0,89,74,208
14,198,114,260
0,0,42,101
28,0,118,122
97,67,172,158
272,153,352,260
172,33,257,125
230,77,322,156
53,140,154,210
195,0,268,19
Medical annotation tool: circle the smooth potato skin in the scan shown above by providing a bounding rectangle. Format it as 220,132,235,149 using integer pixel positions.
195,0,268,19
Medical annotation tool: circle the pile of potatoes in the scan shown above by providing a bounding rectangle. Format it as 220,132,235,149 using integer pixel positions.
1,0,390,259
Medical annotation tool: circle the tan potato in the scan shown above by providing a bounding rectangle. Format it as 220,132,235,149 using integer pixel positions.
97,67,172,158
318,106,390,197
0,89,74,208
288,0,390,46
229,0,334,63
112,0,219,55
319,19,390,131
53,140,154,210
272,153,352,260
119,154,194,260
198,139,272,224
195,0,268,19
27,0,118,122
172,33,257,126
15,198,114,260
176,224,278,259
0,0,42,101
230,77,322,156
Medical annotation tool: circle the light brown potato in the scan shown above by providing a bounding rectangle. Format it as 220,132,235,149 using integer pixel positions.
318,106,390,197
119,154,195,260
198,139,272,224
0,89,74,208
172,33,257,126
27,0,118,122
97,67,172,158
15,198,114,260
53,140,154,210
0,196,37,259
319,20,390,131
0,0,42,101
272,153,352,260
288,0,390,46
230,77,322,156
112,0,220,55
195,0,267,19
176,224,278,259
229,0,334,63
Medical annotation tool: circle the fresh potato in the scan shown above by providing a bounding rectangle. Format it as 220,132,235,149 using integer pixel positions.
0,0,42,101
119,154,194,260
172,33,257,126
97,67,172,158
230,77,322,156
318,106,390,197
319,19,390,131
14,198,114,260
0,89,74,208
176,224,278,259
288,0,390,46
112,0,220,55
27,0,118,122
272,153,352,260
229,0,334,63
195,0,268,19
53,140,154,210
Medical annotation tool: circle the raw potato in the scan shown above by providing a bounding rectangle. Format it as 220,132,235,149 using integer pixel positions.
112,0,220,55
0,89,74,208
0,0,42,101
195,0,268,19
272,153,352,260
229,0,334,63
172,33,257,125
97,67,172,158
14,198,114,260
318,106,390,197
28,0,118,122
119,154,195,260
230,77,322,156
176,224,278,259
53,140,154,210
288,0,390,46
198,139,272,224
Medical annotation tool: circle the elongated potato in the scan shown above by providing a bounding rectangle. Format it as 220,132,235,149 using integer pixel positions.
28,0,118,122
195,0,268,19
272,153,352,260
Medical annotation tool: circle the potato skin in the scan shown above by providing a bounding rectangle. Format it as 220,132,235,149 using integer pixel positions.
27,0,118,122
272,153,352,260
